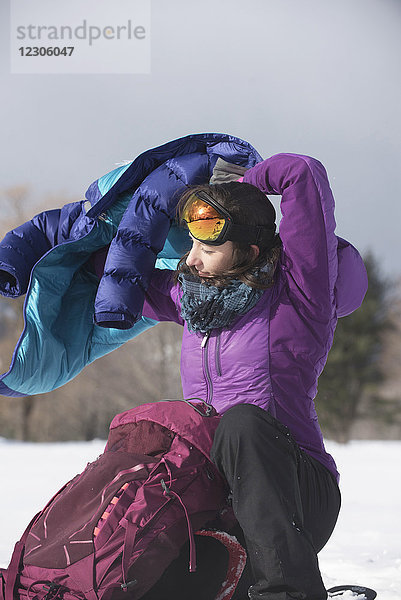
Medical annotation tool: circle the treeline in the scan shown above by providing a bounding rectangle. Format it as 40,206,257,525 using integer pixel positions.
315,254,401,441
0,188,182,442
0,301,183,441
1,253,400,444
1,189,400,443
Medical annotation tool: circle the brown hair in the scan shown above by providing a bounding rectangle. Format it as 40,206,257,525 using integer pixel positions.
175,182,281,289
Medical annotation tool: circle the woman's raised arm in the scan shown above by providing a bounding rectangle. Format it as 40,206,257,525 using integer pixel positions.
243,153,338,316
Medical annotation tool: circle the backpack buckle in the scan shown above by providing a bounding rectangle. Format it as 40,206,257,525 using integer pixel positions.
160,478,171,496
42,583,66,600
120,579,138,592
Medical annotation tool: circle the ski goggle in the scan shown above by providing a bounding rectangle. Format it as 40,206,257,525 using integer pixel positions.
181,190,275,246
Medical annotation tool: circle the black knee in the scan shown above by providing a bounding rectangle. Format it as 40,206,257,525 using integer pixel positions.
215,403,289,442
211,403,298,467
211,404,268,465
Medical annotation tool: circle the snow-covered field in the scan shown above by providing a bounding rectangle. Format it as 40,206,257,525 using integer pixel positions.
1,439,400,598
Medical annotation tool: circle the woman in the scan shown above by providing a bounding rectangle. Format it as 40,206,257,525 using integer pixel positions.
141,153,368,600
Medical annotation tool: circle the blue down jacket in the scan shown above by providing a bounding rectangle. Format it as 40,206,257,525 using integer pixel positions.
0,133,263,397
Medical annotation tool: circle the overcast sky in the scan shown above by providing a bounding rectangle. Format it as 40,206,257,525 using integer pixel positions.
1,0,400,278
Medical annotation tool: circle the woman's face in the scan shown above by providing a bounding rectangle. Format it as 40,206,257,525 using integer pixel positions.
186,236,235,278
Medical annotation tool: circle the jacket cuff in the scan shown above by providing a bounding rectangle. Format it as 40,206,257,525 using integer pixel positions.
0,264,28,297
94,311,137,330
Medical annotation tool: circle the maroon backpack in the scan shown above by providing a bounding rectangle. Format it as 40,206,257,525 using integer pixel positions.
0,400,246,600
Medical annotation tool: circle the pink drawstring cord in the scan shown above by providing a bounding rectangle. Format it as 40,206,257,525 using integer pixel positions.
160,479,197,572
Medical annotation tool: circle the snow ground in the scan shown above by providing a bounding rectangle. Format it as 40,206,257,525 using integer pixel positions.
0,439,400,598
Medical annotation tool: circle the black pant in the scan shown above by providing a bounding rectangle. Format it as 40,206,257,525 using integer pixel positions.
210,404,341,600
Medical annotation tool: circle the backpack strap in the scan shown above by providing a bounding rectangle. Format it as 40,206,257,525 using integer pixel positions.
5,512,41,600
121,521,139,591
159,398,216,417
0,568,7,600
161,479,196,573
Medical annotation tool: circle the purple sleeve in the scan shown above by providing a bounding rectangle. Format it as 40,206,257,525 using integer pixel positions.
243,154,338,316
142,268,184,325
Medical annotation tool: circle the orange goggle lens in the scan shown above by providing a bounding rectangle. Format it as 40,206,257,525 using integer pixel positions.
187,217,226,242
182,196,227,242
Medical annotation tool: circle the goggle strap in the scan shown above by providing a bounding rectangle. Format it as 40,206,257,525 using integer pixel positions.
228,223,276,246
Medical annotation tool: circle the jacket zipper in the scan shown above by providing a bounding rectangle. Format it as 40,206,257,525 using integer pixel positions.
201,332,213,403
215,333,222,376
98,212,118,234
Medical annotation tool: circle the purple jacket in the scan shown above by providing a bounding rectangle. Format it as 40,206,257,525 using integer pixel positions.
142,154,368,482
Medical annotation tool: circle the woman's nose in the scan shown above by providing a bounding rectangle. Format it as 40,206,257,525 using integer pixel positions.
186,246,201,268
